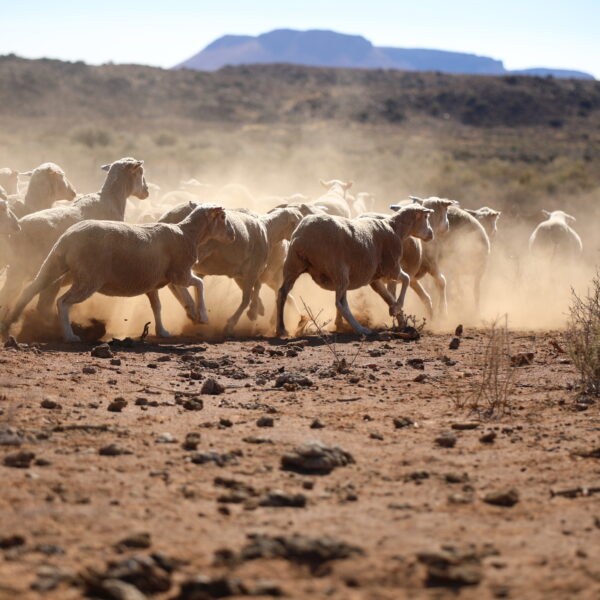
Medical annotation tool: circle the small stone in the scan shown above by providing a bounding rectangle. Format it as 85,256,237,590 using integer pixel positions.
310,418,325,429
99,444,132,456
281,441,354,474
201,378,225,395
3,451,35,468
0,534,26,549
435,432,457,448
110,358,122,366
394,416,414,429
91,343,113,359
135,398,148,406
483,488,519,507
155,432,176,444
455,324,463,337
407,358,425,370
449,337,461,350
173,576,244,600
0,429,23,446
256,416,274,428
219,417,233,428
480,431,497,444
40,398,60,410
82,366,97,374
183,398,204,411
93,580,147,600
108,397,127,412
182,433,201,451
369,432,384,440
275,372,313,388
414,373,428,383
251,344,266,354
116,532,152,549
258,490,307,508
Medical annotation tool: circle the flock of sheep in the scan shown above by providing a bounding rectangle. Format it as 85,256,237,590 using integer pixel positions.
0,157,584,342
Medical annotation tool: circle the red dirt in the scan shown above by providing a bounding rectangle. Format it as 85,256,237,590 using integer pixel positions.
0,330,599,600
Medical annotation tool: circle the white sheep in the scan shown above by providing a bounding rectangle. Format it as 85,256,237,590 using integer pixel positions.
529,210,582,259
0,200,20,235
310,179,353,218
0,157,149,320
276,204,434,337
10,163,77,218
2,205,234,342
465,206,501,240
351,192,376,217
161,204,304,336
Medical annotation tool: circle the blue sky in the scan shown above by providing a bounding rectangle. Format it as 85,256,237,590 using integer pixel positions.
1,0,598,77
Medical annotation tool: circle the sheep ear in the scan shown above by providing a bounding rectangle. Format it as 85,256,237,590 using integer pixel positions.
344,181,353,190
542,209,551,217
18,171,33,177
100,163,111,172
133,160,144,170
389,204,401,212
408,195,423,203
319,179,329,188
567,214,576,222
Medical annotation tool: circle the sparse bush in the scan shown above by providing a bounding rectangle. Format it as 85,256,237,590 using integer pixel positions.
452,316,516,417
565,272,600,396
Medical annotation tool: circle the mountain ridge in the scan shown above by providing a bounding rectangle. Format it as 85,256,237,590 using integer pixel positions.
175,28,593,80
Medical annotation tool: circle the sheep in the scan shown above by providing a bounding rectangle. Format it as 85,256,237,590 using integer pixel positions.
2,205,234,342
465,207,501,240
160,204,304,336
310,179,353,218
10,163,76,218
0,168,18,196
276,204,434,337
0,157,149,320
376,197,455,318
529,210,582,259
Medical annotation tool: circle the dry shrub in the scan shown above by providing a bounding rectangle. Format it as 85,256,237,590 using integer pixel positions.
452,315,516,418
565,272,600,396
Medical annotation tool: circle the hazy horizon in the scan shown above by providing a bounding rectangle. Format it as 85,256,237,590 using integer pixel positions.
1,0,598,77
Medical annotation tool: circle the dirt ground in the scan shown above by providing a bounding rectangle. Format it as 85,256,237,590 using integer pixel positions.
0,328,599,600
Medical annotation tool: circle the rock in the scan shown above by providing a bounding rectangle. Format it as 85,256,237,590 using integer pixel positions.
256,416,274,428
219,418,233,428
155,433,176,444
451,422,479,430
99,444,133,457
435,432,457,448
455,324,463,337
0,534,26,548
3,450,35,468
483,488,519,507
414,373,428,383
0,428,23,446
82,366,97,374
30,565,78,593
407,358,424,370
91,343,114,359
191,450,241,467
447,493,474,504
4,335,21,349
258,490,307,508
510,352,534,367
479,431,497,444
310,418,325,429
173,575,245,600
226,533,363,570
182,397,204,411
110,358,122,366
445,472,469,484
40,397,61,410
417,548,482,587
108,398,127,412
275,372,313,388
242,436,273,444
135,398,148,406
369,348,384,357
449,337,460,350
281,441,354,474
571,445,600,459
116,532,152,550
182,433,201,451
93,579,148,600
251,344,265,354
247,580,284,597
394,416,415,429
201,378,225,395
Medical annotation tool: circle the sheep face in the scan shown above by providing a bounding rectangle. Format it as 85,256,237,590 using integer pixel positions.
543,209,575,225
210,207,236,243
422,198,454,236
319,178,353,196
130,163,149,200
0,200,20,235
51,168,77,201
21,163,77,203
466,207,501,238
411,208,435,242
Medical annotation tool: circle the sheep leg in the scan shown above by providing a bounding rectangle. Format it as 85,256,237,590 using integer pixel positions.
370,280,397,311
36,279,63,318
168,283,200,323
146,290,170,337
390,270,410,318
0,268,25,322
247,281,263,321
336,290,372,336
276,274,301,338
335,307,345,331
410,279,434,320
189,275,209,324
265,276,300,326
56,284,97,343
431,269,448,315
224,277,254,336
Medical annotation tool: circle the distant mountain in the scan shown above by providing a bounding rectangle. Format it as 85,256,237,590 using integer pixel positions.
176,29,594,80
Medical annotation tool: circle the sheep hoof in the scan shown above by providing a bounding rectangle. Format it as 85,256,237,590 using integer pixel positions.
355,326,373,336
64,333,81,343
157,328,171,338
276,327,289,338
389,303,403,317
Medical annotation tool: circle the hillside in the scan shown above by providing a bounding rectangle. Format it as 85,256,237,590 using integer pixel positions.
176,28,594,79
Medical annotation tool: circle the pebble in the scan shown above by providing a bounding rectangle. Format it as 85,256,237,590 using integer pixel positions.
256,416,274,427
91,343,113,359
40,398,61,410
480,431,497,444
99,444,133,456
449,337,461,350
155,432,176,444
310,418,325,429
201,378,225,395
116,532,152,549
3,450,35,468
394,416,415,429
451,422,479,430
281,441,354,474
182,433,201,451
82,366,97,374
435,432,457,448
107,398,127,412
483,488,519,507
